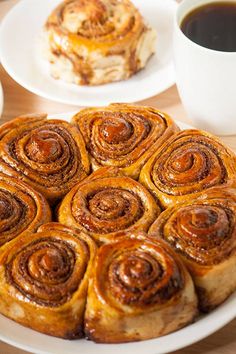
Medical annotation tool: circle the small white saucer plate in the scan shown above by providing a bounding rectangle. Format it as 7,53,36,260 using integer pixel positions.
0,113,234,354
0,0,177,106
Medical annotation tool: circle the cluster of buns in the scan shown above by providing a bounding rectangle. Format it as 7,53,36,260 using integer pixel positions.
0,103,235,343
43,0,156,85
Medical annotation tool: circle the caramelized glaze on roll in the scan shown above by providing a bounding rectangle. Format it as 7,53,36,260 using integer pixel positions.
72,104,179,179
149,184,236,311
0,173,51,246
43,0,156,85
0,223,96,338
0,115,90,204
58,168,160,244
85,232,198,343
140,129,236,208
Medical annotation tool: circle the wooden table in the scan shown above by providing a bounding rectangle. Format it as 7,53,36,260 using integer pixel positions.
0,1,236,353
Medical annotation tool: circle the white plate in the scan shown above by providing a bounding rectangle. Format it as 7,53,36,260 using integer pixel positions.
0,0,177,106
0,112,235,354
0,81,3,117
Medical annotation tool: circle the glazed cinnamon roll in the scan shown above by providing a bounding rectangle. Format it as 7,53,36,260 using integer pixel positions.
0,115,90,204
72,104,179,179
58,168,160,244
85,232,198,343
140,129,236,208
0,173,51,246
43,0,156,85
149,185,236,311
0,223,96,338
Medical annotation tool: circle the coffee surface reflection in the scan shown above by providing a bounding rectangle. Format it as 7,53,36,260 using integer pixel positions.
181,2,236,52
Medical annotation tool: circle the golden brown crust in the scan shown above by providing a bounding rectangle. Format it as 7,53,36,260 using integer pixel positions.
0,223,97,338
140,129,236,208
0,114,90,204
149,184,236,311
0,114,48,139
44,0,156,85
58,168,161,244
0,173,51,246
0,111,235,339
72,104,179,179
46,0,145,52
85,232,198,343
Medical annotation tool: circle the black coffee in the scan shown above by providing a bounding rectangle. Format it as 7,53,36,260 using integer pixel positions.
181,2,236,52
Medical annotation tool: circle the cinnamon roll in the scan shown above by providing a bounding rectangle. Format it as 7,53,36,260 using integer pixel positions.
0,223,96,338
85,232,198,343
140,129,236,208
72,104,179,179
43,0,156,85
149,185,236,311
0,115,90,204
58,168,160,244
0,173,51,246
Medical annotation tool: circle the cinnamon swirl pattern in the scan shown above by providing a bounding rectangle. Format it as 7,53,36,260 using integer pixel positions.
58,169,160,244
43,0,156,85
72,104,179,179
0,223,96,338
0,173,51,246
85,232,198,342
140,129,236,208
0,115,90,204
149,185,236,311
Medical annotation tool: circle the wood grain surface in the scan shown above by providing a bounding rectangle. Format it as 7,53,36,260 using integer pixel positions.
0,1,236,353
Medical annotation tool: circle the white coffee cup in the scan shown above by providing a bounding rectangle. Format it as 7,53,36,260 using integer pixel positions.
173,0,236,136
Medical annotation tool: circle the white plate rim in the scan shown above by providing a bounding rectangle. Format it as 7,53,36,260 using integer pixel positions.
0,0,177,106
0,112,235,354
0,81,3,117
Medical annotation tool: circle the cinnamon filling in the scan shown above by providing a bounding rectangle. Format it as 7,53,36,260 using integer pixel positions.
5,238,82,307
105,244,183,306
25,132,62,163
153,136,227,196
